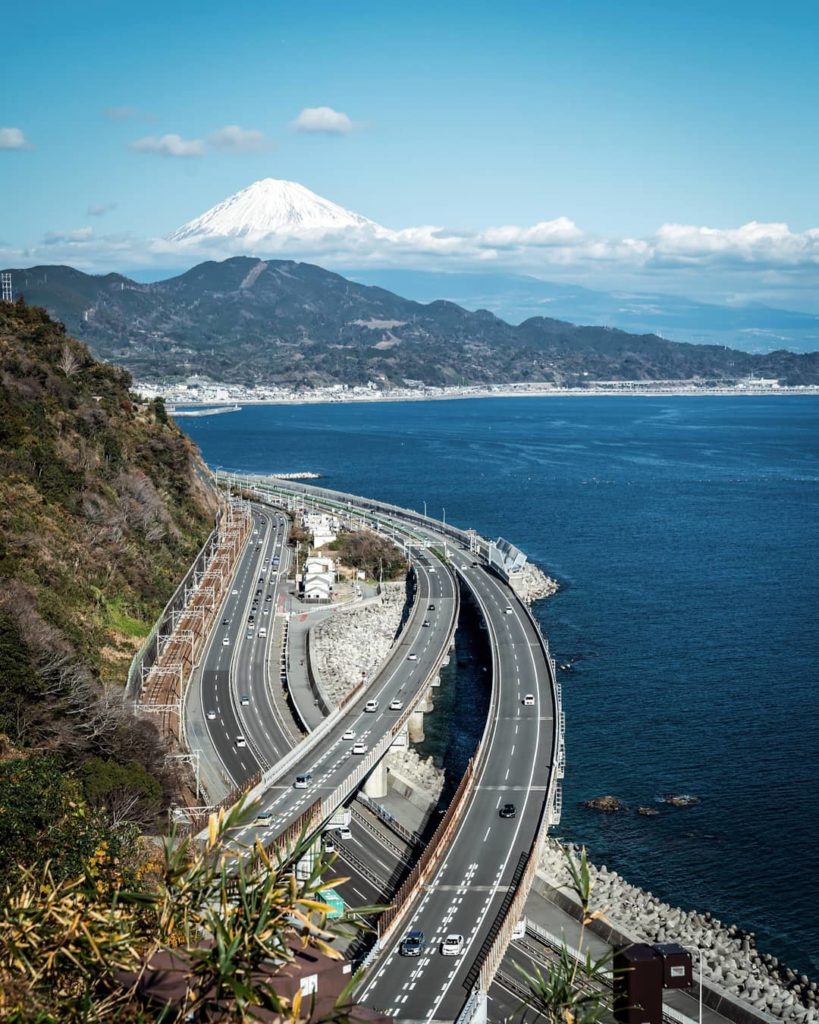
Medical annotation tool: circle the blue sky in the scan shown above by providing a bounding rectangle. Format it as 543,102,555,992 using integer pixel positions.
2,0,818,306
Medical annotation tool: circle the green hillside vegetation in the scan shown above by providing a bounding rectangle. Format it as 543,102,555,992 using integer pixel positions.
0,298,217,886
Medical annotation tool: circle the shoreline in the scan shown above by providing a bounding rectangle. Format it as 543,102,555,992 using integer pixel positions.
154,385,819,411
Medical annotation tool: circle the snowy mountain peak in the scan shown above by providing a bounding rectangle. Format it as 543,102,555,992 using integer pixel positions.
167,178,382,242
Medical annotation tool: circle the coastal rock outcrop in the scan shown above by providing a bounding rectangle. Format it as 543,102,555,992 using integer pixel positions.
583,795,627,813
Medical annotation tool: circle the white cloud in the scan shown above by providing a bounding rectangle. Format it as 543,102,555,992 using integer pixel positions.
87,202,117,217
291,106,355,135
207,125,269,152
129,133,205,157
479,217,585,248
0,127,31,150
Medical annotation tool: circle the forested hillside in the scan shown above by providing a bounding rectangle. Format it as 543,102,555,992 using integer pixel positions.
0,298,217,884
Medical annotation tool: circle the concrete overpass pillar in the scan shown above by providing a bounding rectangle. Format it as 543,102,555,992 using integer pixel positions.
418,687,434,713
363,759,388,800
431,672,441,688
408,709,425,744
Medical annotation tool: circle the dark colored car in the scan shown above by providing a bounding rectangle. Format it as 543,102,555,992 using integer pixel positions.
499,803,516,819
400,930,425,957
428,604,436,611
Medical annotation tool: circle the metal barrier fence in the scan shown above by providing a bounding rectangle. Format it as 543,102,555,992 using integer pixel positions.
132,501,253,749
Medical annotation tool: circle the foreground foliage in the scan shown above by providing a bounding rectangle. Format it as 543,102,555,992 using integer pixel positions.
0,801,367,1022
516,846,614,1024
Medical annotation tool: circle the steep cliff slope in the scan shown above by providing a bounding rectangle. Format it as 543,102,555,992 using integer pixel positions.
0,299,218,878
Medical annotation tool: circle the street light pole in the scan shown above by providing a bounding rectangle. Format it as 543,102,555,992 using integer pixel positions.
699,948,703,1024
423,500,427,518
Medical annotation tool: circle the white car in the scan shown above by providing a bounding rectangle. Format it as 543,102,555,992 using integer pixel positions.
523,693,535,706
336,826,352,841
206,710,217,721
505,606,513,615
232,589,239,595
294,773,311,789
222,637,230,646
441,934,464,956
240,694,250,706
364,700,378,713
323,836,336,853
342,728,356,741
389,699,403,711
351,741,367,755
258,628,267,637
235,736,246,748
407,653,418,662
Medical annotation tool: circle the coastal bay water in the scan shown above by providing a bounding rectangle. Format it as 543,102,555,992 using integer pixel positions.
182,396,819,972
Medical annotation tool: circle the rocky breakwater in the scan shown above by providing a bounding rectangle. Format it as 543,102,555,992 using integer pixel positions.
509,562,559,605
310,582,406,706
538,840,817,1022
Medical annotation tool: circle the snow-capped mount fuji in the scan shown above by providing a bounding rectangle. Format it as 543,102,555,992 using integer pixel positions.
167,178,384,242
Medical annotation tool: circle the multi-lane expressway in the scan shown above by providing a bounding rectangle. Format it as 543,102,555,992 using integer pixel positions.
186,480,558,1022
242,481,559,1023
188,506,293,786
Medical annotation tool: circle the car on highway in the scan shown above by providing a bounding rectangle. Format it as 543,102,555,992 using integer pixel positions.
232,589,238,595
428,604,436,611
263,608,270,616
294,773,312,789
441,934,465,956
523,693,535,706
400,930,425,957
222,618,230,626
407,653,418,661
258,627,267,637
336,826,352,841
323,836,336,853
351,742,367,755
499,802,516,818
206,710,217,720
422,620,430,627
240,694,250,706
342,729,356,740
505,606,513,614
429,567,437,574
254,809,273,824
389,699,403,711
265,594,272,602
236,736,247,748
222,637,230,646
364,700,378,713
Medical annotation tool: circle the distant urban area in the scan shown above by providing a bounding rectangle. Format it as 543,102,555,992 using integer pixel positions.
137,374,814,411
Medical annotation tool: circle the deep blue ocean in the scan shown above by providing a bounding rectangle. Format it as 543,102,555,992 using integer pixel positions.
182,396,819,972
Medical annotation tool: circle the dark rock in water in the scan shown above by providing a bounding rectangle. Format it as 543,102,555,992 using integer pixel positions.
583,795,627,813
638,805,660,816
662,793,702,807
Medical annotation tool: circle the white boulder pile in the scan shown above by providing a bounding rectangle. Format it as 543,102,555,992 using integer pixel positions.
509,563,559,605
310,582,406,706
385,746,444,801
538,840,817,1023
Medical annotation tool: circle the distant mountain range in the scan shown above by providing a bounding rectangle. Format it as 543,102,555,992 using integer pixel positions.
348,269,819,355
6,257,819,387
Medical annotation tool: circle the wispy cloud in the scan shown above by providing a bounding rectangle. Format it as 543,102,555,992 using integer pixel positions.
291,106,355,135
87,202,117,217
43,227,94,245
0,127,32,150
207,125,269,152
129,133,205,158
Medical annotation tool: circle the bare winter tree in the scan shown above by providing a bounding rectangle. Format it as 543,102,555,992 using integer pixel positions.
58,343,81,378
